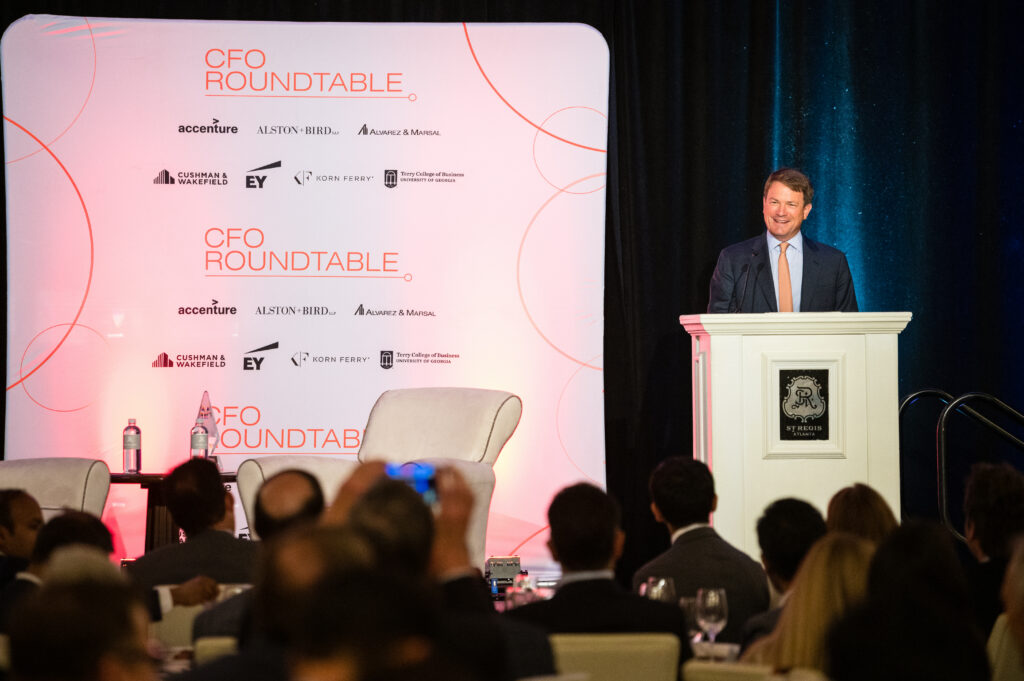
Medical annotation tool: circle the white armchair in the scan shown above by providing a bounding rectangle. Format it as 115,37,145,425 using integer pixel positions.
237,387,522,569
0,457,110,519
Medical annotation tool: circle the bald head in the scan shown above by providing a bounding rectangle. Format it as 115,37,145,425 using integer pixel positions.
254,470,325,540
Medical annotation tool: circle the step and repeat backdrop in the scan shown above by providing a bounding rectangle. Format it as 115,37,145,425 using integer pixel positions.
2,16,609,563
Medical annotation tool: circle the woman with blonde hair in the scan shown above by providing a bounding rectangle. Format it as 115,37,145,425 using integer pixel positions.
826,483,898,544
741,532,874,671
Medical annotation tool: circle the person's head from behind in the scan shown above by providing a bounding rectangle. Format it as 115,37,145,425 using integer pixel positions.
547,483,623,572
826,483,898,545
10,580,156,681
868,520,973,620
255,524,376,644
163,458,231,536
254,469,325,540
347,478,434,577
963,462,1024,562
648,456,716,530
757,532,874,670
286,569,467,681
0,489,44,560
756,498,827,593
31,510,113,569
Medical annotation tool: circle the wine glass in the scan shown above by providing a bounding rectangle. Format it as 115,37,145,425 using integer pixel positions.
695,588,728,645
639,576,677,604
678,596,703,644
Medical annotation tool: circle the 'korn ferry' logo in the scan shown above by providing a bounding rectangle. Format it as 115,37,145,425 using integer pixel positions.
781,375,826,422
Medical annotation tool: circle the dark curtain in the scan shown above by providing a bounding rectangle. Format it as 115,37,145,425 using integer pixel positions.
3,1,1023,584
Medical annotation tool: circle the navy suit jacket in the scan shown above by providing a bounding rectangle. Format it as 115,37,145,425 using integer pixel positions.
505,577,692,663
707,233,858,313
126,529,259,592
632,527,770,645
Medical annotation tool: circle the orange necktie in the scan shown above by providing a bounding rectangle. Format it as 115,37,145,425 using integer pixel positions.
778,242,793,312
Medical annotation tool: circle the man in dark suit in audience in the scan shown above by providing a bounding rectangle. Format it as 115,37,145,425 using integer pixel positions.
506,482,692,659
633,457,769,644
0,510,114,633
192,468,326,642
0,489,44,589
127,458,258,591
739,497,826,650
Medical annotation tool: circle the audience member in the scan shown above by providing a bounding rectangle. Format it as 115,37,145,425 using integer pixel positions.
826,520,989,681
740,498,827,650
633,457,769,643
742,532,873,670
9,579,158,681
252,469,325,539
287,569,480,681
174,524,376,681
826,482,898,544
346,472,554,680
0,509,114,633
507,482,692,660
962,462,1024,636
0,489,43,588
989,538,1024,681
126,458,258,591
192,468,326,641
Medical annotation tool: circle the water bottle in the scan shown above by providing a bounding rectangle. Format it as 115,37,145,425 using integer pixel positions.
122,419,141,473
190,418,209,458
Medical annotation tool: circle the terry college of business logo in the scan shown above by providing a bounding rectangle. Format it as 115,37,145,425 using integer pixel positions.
384,170,398,188
380,351,394,369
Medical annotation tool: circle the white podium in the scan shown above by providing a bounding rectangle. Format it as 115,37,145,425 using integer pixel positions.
679,312,912,558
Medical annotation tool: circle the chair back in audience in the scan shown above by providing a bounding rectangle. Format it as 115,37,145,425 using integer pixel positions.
357,387,522,465
0,457,110,519
193,636,239,666
549,633,679,681
149,603,205,649
988,613,1024,681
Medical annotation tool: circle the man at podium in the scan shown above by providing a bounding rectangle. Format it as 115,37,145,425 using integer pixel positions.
707,168,858,314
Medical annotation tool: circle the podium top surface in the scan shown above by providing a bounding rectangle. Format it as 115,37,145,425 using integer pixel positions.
679,312,912,336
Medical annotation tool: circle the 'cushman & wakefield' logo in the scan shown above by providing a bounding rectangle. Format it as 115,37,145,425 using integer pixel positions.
152,351,226,368
178,118,239,134
246,161,282,189
294,170,375,186
154,168,229,186
204,48,405,97
255,305,336,316
178,299,237,315
204,227,402,277
357,123,440,136
243,342,279,371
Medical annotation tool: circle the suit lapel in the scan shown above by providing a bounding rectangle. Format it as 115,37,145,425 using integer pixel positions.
800,235,821,311
752,236,776,312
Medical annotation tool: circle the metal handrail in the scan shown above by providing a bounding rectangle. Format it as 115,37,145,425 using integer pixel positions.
934,392,1024,542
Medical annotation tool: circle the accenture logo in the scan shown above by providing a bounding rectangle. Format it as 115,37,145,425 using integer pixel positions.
178,118,239,134
178,299,237,316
